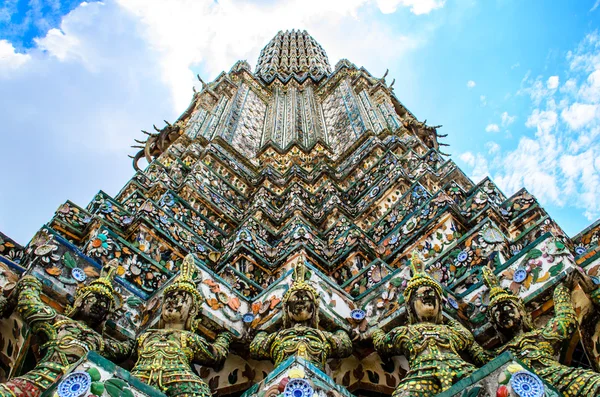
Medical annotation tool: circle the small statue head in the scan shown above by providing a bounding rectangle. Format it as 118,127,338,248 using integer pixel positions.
403,252,444,324
159,254,203,330
282,256,319,328
482,266,533,339
66,259,119,326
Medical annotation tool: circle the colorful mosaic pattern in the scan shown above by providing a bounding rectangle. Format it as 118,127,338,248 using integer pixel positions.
1,29,600,397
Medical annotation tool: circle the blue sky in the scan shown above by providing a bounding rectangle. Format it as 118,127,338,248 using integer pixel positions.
1,0,600,244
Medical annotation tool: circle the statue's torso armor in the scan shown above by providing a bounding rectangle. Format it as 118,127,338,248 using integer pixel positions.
131,328,231,397
270,326,332,367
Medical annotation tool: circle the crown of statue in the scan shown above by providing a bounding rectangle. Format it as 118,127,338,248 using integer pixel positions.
283,255,319,305
481,266,520,308
403,252,443,301
164,254,203,306
66,259,119,316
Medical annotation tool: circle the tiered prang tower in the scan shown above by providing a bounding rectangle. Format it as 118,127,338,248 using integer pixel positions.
2,30,600,397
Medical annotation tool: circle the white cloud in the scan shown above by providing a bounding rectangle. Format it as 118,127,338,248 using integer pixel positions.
376,0,445,15
525,109,557,134
459,151,489,182
0,0,445,243
460,152,475,166
579,69,600,102
468,32,600,223
466,80,476,88
116,0,431,110
0,40,31,75
547,75,559,89
480,95,487,106
485,123,500,133
561,78,578,94
0,2,175,242
486,141,500,154
501,111,516,126
561,103,598,130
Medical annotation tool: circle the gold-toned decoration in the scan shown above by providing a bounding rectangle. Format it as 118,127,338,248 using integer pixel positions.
64,259,120,317
131,253,232,397
484,267,600,396
373,252,489,397
0,268,131,397
250,258,352,369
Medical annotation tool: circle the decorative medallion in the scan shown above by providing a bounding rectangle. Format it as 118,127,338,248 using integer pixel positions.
57,371,91,397
350,309,366,321
242,313,255,323
71,268,87,282
284,378,313,397
513,268,528,283
510,371,544,397
457,250,469,263
482,225,504,243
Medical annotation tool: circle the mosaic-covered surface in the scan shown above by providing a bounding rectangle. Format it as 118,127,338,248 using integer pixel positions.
1,29,599,397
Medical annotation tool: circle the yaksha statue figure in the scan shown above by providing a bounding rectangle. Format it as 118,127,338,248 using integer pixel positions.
249,259,352,369
372,254,488,397
482,266,600,396
131,253,232,397
0,260,132,397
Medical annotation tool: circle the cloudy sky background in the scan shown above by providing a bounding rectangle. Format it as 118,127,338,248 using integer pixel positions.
1,0,600,244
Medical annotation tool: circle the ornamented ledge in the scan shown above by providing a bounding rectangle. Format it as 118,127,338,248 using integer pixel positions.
434,352,560,397
45,351,166,397
241,356,354,397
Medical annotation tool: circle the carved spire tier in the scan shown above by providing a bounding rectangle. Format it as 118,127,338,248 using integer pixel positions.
256,29,331,82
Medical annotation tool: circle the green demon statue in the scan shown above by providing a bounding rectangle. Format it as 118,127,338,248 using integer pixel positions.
249,258,352,369
372,254,489,397
0,260,132,397
130,253,232,397
482,266,600,396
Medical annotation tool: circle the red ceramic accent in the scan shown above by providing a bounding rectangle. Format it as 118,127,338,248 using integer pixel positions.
278,377,290,393
496,385,509,397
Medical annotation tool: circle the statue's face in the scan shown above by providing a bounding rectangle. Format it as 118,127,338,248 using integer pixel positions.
80,293,111,323
491,301,523,333
412,286,440,323
162,290,193,325
287,290,315,324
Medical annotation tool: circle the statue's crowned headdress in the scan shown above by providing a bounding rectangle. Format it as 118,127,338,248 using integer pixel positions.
164,254,203,307
403,252,443,302
65,259,120,317
481,266,521,307
403,252,444,324
282,254,320,327
481,266,533,330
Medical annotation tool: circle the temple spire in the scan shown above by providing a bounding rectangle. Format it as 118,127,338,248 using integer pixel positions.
256,29,331,82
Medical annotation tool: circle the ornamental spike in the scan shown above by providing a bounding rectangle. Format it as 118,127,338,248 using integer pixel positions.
179,253,196,283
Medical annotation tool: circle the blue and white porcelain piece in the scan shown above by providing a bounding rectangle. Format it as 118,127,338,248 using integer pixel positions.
242,313,255,323
284,378,313,397
57,371,91,397
71,268,87,282
513,268,528,283
510,370,544,397
350,309,366,321
456,250,469,263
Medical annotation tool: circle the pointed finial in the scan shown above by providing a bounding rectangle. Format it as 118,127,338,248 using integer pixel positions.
481,266,520,308
410,251,422,275
65,258,121,317
163,254,203,308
